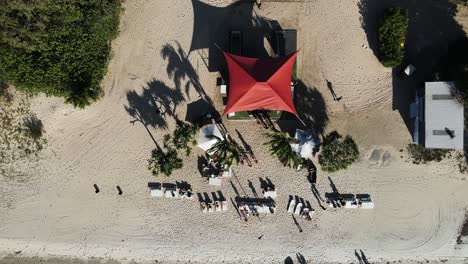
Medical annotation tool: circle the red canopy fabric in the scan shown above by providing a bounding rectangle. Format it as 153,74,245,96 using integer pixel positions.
222,51,299,116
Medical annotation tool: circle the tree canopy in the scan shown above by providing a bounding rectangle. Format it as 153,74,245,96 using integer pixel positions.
377,7,409,68
318,131,359,172
0,0,121,107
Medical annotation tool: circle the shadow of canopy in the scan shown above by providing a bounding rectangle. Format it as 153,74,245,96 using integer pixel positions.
190,0,282,72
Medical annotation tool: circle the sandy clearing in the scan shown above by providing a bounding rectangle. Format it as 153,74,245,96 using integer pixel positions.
1,0,468,263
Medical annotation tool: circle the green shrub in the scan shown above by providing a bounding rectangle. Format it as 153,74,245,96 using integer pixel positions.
406,144,449,164
24,114,44,141
318,131,359,172
147,148,183,177
377,7,409,67
0,0,121,108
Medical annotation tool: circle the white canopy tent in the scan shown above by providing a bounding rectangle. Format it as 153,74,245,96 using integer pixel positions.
198,124,224,151
290,129,320,159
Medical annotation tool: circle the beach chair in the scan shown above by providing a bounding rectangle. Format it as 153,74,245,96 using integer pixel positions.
208,203,214,213
222,200,228,211
150,187,164,197
209,176,222,186
263,190,277,199
165,188,179,198
200,202,208,213
287,198,296,213
294,202,303,215
215,201,222,212
359,197,375,209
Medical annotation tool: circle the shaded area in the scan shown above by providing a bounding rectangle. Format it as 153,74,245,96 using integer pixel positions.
125,79,185,146
278,80,328,136
359,0,466,136
190,0,283,72
161,41,223,124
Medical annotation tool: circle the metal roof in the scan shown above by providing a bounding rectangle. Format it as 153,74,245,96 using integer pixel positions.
425,82,464,150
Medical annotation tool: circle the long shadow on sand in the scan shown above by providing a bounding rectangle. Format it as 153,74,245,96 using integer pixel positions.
359,0,466,139
161,41,222,124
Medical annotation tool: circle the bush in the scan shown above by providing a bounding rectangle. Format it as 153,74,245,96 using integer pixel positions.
318,131,359,172
147,148,183,177
24,114,44,141
406,144,449,164
0,0,121,108
377,7,409,67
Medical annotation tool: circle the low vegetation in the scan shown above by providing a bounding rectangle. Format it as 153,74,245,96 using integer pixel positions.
377,7,409,67
406,144,449,164
0,0,121,108
265,131,302,169
318,131,359,172
0,89,46,172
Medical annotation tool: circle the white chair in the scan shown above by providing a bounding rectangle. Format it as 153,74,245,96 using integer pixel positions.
209,177,222,186
200,202,208,213
150,188,164,197
294,202,303,215
220,84,227,95
215,201,222,212
287,198,296,213
222,201,228,211
263,190,277,199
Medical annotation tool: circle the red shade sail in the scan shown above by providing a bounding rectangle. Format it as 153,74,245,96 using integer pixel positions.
223,51,299,116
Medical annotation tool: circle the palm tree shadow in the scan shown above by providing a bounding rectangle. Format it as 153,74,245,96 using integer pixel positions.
125,79,185,147
161,41,210,102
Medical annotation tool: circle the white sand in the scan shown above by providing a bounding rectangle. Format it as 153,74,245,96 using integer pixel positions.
1,1,468,263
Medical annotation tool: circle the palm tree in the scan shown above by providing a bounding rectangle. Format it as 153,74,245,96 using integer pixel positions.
171,119,198,155
265,131,302,169
208,139,240,168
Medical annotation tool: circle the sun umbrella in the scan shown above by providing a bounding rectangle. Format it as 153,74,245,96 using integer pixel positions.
197,124,224,151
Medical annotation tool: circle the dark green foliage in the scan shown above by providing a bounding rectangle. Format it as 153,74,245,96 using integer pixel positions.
208,139,240,168
318,131,359,172
147,148,183,177
406,144,449,164
265,131,302,169
171,120,198,155
377,7,409,67
24,114,43,141
0,0,121,108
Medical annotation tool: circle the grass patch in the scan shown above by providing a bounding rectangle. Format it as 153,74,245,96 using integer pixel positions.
406,144,449,164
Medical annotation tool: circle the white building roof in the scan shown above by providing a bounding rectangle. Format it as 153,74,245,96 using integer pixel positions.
425,82,464,150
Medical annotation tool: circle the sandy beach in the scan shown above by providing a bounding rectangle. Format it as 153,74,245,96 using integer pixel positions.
1,0,468,263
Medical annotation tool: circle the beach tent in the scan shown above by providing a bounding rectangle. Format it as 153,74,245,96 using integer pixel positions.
198,124,224,151
290,129,320,159
222,51,299,116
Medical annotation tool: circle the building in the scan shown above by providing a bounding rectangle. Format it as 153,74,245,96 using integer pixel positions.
419,82,464,150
